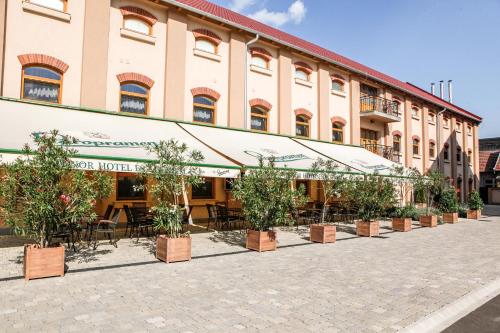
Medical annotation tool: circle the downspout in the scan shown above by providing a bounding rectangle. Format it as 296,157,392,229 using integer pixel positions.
436,107,447,173
244,34,259,129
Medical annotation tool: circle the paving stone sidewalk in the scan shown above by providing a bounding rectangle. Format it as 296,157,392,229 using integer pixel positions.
1,209,500,332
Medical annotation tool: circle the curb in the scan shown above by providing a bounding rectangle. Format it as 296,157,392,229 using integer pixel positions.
401,277,500,333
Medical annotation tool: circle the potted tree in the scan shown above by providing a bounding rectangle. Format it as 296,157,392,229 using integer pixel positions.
0,131,112,280
467,191,484,220
138,139,203,264
232,157,305,252
347,173,396,237
390,166,417,232
414,170,444,228
439,188,460,223
308,158,349,243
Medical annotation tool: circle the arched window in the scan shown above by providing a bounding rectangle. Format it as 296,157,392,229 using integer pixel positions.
249,48,271,70
444,116,450,128
332,122,344,143
251,55,268,69
250,106,268,132
457,147,462,163
123,16,151,35
331,80,344,92
296,115,310,137
467,149,472,164
428,112,436,123
412,106,420,118
456,121,462,132
295,68,309,81
21,66,63,103
120,82,149,115
429,141,436,158
393,100,401,115
193,95,216,124
30,0,66,12
193,29,221,55
412,138,420,155
393,135,401,154
444,144,450,161
195,38,217,54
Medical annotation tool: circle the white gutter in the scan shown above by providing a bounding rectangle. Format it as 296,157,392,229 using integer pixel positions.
244,34,260,129
161,0,480,123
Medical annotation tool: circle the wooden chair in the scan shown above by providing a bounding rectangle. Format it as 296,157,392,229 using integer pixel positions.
92,209,121,250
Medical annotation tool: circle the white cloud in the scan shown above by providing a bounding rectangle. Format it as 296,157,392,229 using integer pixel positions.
247,0,307,27
229,0,256,12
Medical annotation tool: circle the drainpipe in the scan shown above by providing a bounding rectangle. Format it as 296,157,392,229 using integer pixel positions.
244,34,260,129
436,107,447,173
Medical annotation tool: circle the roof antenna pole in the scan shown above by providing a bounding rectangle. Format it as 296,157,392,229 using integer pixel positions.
244,34,260,130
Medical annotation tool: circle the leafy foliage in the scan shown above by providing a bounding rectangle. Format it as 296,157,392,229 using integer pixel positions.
413,170,445,215
0,130,113,247
138,139,203,238
390,165,418,207
232,158,305,231
468,191,484,211
438,188,459,213
391,205,419,219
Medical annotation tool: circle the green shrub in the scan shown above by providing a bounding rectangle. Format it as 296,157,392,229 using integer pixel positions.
391,205,419,220
468,191,484,211
458,204,468,218
438,188,459,213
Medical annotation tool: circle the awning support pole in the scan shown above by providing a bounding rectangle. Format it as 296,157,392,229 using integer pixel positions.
181,178,193,225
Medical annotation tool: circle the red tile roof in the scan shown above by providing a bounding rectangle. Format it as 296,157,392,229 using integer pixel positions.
169,0,481,122
479,150,499,173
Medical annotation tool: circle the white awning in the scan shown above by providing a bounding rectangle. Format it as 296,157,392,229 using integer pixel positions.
0,99,240,177
179,123,356,179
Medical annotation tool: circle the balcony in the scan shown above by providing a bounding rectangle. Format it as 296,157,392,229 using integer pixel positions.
364,143,401,163
360,96,401,123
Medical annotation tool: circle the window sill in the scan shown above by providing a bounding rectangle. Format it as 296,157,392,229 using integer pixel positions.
444,126,450,130
430,158,436,162
456,130,462,134
295,78,313,88
444,160,451,164
413,155,422,159
193,48,221,62
412,116,420,121
250,65,272,76
331,90,346,97
428,121,436,125
22,1,71,22
468,133,473,137
120,28,156,45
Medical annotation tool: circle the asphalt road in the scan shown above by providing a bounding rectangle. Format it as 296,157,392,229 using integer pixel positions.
443,293,500,333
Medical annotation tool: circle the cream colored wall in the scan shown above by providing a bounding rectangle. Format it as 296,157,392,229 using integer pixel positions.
329,71,351,144
411,105,423,172
246,43,278,133
106,0,167,117
184,20,230,126
3,0,86,105
291,55,318,139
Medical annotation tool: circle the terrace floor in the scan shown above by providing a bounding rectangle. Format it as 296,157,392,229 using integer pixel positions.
1,207,500,332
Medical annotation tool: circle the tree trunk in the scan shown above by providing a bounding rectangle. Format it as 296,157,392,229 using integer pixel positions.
181,178,193,225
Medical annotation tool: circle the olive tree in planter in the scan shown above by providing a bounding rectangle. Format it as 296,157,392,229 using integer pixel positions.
138,139,203,263
346,173,396,237
232,157,305,252
439,188,459,223
413,170,444,228
308,158,350,243
467,191,484,220
0,131,113,280
390,166,417,232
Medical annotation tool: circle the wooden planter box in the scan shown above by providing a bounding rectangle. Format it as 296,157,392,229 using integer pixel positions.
24,244,65,281
156,236,192,263
420,215,437,228
310,224,336,243
356,221,379,237
246,229,276,252
443,212,458,224
467,210,481,220
392,218,412,232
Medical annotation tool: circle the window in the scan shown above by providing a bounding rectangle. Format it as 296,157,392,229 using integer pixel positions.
295,68,309,81
332,122,344,143
457,147,462,163
120,83,149,115
393,135,401,154
250,106,268,132
412,107,419,118
30,0,66,12
116,173,146,201
393,100,401,115
428,112,436,123
123,17,151,35
444,145,450,161
467,125,472,135
195,38,217,54
412,139,420,155
429,142,435,158
331,80,344,92
467,150,472,164
21,66,62,103
193,95,216,124
192,178,214,199
456,122,462,132
296,180,309,197
444,117,450,128
295,115,310,137
251,55,268,69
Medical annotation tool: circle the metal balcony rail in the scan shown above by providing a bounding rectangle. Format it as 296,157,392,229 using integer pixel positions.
363,143,400,163
360,96,399,117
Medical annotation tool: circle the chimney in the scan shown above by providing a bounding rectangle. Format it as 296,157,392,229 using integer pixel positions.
448,80,453,103
430,82,435,95
439,80,444,99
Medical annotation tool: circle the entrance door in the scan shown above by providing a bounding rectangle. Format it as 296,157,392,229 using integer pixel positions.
361,129,378,151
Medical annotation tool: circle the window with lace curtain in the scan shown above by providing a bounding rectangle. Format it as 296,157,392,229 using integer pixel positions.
120,82,149,115
21,66,63,104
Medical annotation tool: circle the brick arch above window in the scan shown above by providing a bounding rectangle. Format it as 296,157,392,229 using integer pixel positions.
331,116,346,126
249,98,272,110
444,142,450,147
294,108,313,119
412,135,420,141
392,130,402,137
250,47,272,61
192,29,222,45
330,74,345,82
116,72,154,88
18,54,69,73
429,139,436,145
294,61,313,74
120,6,158,25
191,87,221,101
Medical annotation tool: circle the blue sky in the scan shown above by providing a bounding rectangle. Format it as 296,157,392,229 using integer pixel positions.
210,0,500,138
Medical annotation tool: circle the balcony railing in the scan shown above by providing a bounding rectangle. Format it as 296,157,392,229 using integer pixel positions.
364,143,400,163
360,96,401,122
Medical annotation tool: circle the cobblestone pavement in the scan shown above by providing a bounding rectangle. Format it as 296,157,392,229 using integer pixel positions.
1,208,500,332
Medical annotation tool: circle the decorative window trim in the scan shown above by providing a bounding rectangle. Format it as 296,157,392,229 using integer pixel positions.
294,108,313,119
429,139,436,145
250,65,272,76
193,48,221,62
250,105,269,132
294,61,313,74
22,1,70,22
18,53,69,73
192,29,222,46
392,130,403,137
192,95,217,125
249,98,272,111
250,47,272,62
119,82,150,116
295,77,313,88
116,72,154,89
191,87,220,101
120,6,158,26
120,28,156,44
21,65,63,104
412,135,420,141
331,116,347,126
